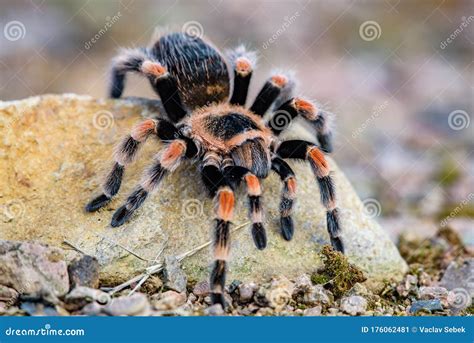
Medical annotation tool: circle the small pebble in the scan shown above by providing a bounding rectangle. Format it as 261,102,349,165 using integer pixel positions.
409,299,443,314
0,285,19,307
303,306,322,316
302,285,333,306
419,286,449,307
68,255,100,289
204,304,224,316
347,283,368,297
341,295,367,315
153,291,186,311
64,286,111,311
238,282,257,303
294,274,312,290
81,302,103,316
142,275,163,294
103,293,150,316
163,256,187,293
193,281,210,297
188,293,197,303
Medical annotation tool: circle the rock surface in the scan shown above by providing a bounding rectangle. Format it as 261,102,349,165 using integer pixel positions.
0,94,407,288
0,241,69,296
68,255,100,289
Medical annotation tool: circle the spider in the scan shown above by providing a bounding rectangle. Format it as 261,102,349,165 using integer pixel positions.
85,32,343,307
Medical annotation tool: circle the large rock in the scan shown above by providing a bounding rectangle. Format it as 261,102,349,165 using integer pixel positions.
0,94,407,288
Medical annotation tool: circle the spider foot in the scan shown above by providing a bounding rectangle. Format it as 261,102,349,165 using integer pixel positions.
280,216,294,241
111,205,133,227
251,223,267,250
85,194,111,212
210,293,227,309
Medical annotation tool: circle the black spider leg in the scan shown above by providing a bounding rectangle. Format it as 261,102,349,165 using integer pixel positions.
224,166,267,250
85,119,179,212
141,61,187,123
200,153,234,307
110,138,197,227
108,48,187,123
268,97,334,153
276,140,343,253
270,156,297,241
108,48,148,99
250,74,289,116
228,46,255,106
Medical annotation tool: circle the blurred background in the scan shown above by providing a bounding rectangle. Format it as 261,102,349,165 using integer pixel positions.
1,0,472,244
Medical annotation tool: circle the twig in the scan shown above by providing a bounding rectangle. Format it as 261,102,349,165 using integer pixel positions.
62,240,88,255
129,241,168,296
96,233,151,262
109,221,249,295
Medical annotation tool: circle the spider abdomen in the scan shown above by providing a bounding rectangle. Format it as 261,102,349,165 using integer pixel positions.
150,33,230,109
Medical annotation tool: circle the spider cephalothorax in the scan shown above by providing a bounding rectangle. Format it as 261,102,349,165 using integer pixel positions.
86,32,342,307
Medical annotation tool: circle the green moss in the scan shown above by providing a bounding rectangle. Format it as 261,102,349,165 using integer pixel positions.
311,274,330,285
437,226,465,247
435,159,461,187
437,204,474,221
398,226,466,276
462,305,474,315
311,245,366,298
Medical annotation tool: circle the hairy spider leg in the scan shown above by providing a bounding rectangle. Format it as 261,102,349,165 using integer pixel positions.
276,140,343,252
268,97,334,153
271,156,297,241
85,119,180,212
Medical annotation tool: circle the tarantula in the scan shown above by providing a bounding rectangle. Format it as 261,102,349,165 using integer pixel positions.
86,32,343,307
